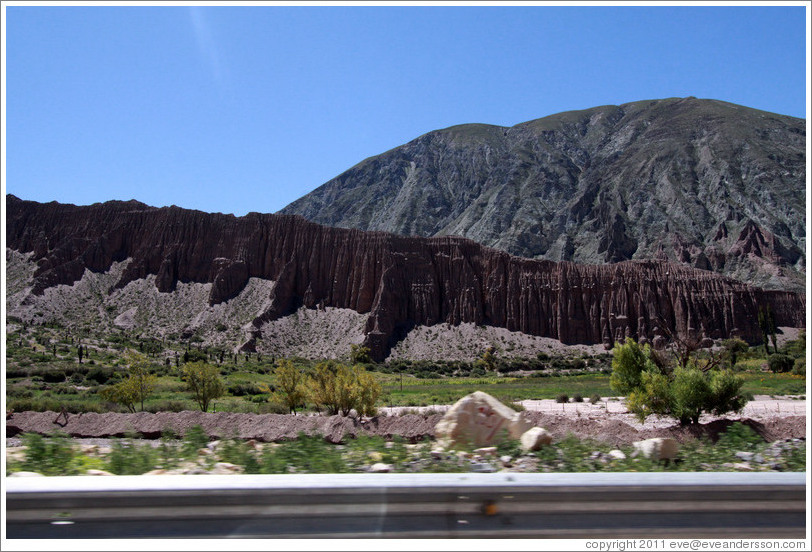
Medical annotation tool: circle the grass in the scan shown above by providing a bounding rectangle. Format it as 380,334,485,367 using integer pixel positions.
5,324,807,414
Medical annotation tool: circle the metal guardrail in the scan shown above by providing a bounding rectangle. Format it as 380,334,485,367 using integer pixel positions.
5,472,807,539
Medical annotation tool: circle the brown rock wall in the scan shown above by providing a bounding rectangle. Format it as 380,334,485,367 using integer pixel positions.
6,195,805,360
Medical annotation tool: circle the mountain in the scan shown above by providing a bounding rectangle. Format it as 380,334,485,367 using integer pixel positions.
280,97,806,292
6,196,804,361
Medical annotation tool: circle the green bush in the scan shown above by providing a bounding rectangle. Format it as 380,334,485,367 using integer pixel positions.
181,425,210,457
791,358,805,377
572,393,584,403
716,422,763,451
612,339,748,425
106,438,158,475
15,432,78,476
610,338,658,394
258,434,348,474
555,393,569,404
589,394,602,404
768,354,794,374
144,400,188,413
7,397,62,413
86,366,115,385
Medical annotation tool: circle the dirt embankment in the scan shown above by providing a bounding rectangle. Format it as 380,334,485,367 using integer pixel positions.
6,409,806,448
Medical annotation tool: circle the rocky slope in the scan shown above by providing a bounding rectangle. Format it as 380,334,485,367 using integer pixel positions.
6,196,804,361
281,97,806,292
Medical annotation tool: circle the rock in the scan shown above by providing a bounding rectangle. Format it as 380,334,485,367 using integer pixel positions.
520,427,553,452
5,447,27,462
84,469,114,476
735,451,754,461
500,455,513,465
367,451,384,462
6,195,804,362
473,447,498,456
632,438,679,460
210,462,243,475
8,471,44,477
143,469,169,476
435,392,534,448
469,461,496,473
370,463,393,473
608,449,627,460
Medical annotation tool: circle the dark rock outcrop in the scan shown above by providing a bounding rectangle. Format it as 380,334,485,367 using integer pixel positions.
6,196,805,360
281,97,806,292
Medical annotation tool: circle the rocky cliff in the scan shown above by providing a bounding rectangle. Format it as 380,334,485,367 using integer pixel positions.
281,97,806,292
6,196,805,360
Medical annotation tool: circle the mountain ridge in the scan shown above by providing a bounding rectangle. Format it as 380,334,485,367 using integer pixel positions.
280,97,806,292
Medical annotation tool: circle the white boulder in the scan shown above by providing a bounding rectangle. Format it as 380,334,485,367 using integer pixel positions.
434,391,534,448
632,437,679,460
520,427,553,452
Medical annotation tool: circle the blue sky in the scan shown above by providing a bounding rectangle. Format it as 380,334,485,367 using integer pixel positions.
3,3,808,216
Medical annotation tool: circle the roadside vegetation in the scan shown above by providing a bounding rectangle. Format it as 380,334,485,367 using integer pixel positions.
6,421,805,477
4,319,806,417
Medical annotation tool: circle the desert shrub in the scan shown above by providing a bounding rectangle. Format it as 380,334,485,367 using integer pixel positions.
555,393,569,404
781,331,805,359
7,397,62,412
669,367,712,425
258,433,348,474
42,371,66,383
610,338,658,394
14,432,77,476
256,400,291,414
7,387,34,399
218,439,261,473
308,362,381,417
716,422,763,451
181,425,210,458
589,394,602,404
183,349,209,364
572,393,584,403
86,366,115,385
768,354,794,374
106,437,158,475
228,382,267,396
721,338,750,369
144,400,188,413
613,338,748,425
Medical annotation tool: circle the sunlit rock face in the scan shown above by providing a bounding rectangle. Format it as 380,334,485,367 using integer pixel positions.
6,195,805,361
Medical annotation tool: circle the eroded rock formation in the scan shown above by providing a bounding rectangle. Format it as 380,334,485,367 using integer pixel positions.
6,196,805,360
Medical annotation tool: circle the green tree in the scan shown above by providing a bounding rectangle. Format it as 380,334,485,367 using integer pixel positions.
307,362,381,417
274,359,307,414
99,354,156,412
767,354,794,374
758,306,776,354
182,361,225,412
721,338,749,369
